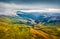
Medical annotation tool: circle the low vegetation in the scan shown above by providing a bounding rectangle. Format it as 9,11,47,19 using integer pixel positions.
0,16,60,39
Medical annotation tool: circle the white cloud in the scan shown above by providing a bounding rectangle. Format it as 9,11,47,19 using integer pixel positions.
0,2,60,15
20,8,60,13
48,8,60,12
0,3,17,15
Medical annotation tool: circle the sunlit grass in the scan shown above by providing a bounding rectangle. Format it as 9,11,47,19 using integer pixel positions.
0,16,60,39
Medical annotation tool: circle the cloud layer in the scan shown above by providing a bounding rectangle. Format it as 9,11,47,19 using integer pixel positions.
0,2,60,15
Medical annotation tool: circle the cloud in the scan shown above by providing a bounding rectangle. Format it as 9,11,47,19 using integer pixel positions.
0,2,17,15
20,9,60,13
0,2,60,15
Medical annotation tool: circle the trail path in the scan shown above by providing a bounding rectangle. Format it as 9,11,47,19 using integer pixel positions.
30,28,57,39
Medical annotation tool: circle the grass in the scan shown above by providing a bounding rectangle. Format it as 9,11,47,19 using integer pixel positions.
0,16,60,39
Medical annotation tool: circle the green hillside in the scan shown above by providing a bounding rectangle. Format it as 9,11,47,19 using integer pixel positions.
0,15,60,39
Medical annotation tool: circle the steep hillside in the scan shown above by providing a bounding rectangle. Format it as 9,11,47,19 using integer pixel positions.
0,15,60,39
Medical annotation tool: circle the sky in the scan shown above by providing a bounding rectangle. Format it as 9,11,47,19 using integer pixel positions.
0,0,60,15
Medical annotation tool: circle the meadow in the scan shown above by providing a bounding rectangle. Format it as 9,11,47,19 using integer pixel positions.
0,15,60,39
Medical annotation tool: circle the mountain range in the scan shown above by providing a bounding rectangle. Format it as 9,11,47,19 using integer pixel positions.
17,11,60,24
0,11,60,26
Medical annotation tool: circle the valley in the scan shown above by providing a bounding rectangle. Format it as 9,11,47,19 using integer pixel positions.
0,12,60,39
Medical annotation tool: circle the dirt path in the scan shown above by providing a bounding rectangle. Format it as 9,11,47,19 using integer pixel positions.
30,28,57,39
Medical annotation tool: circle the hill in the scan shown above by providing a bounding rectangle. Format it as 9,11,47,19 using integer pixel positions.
17,11,60,24
0,14,60,39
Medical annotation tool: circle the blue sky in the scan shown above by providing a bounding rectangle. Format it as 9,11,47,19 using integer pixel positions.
0,0,60,15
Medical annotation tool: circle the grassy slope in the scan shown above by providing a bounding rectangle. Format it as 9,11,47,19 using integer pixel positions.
0,15,60,39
